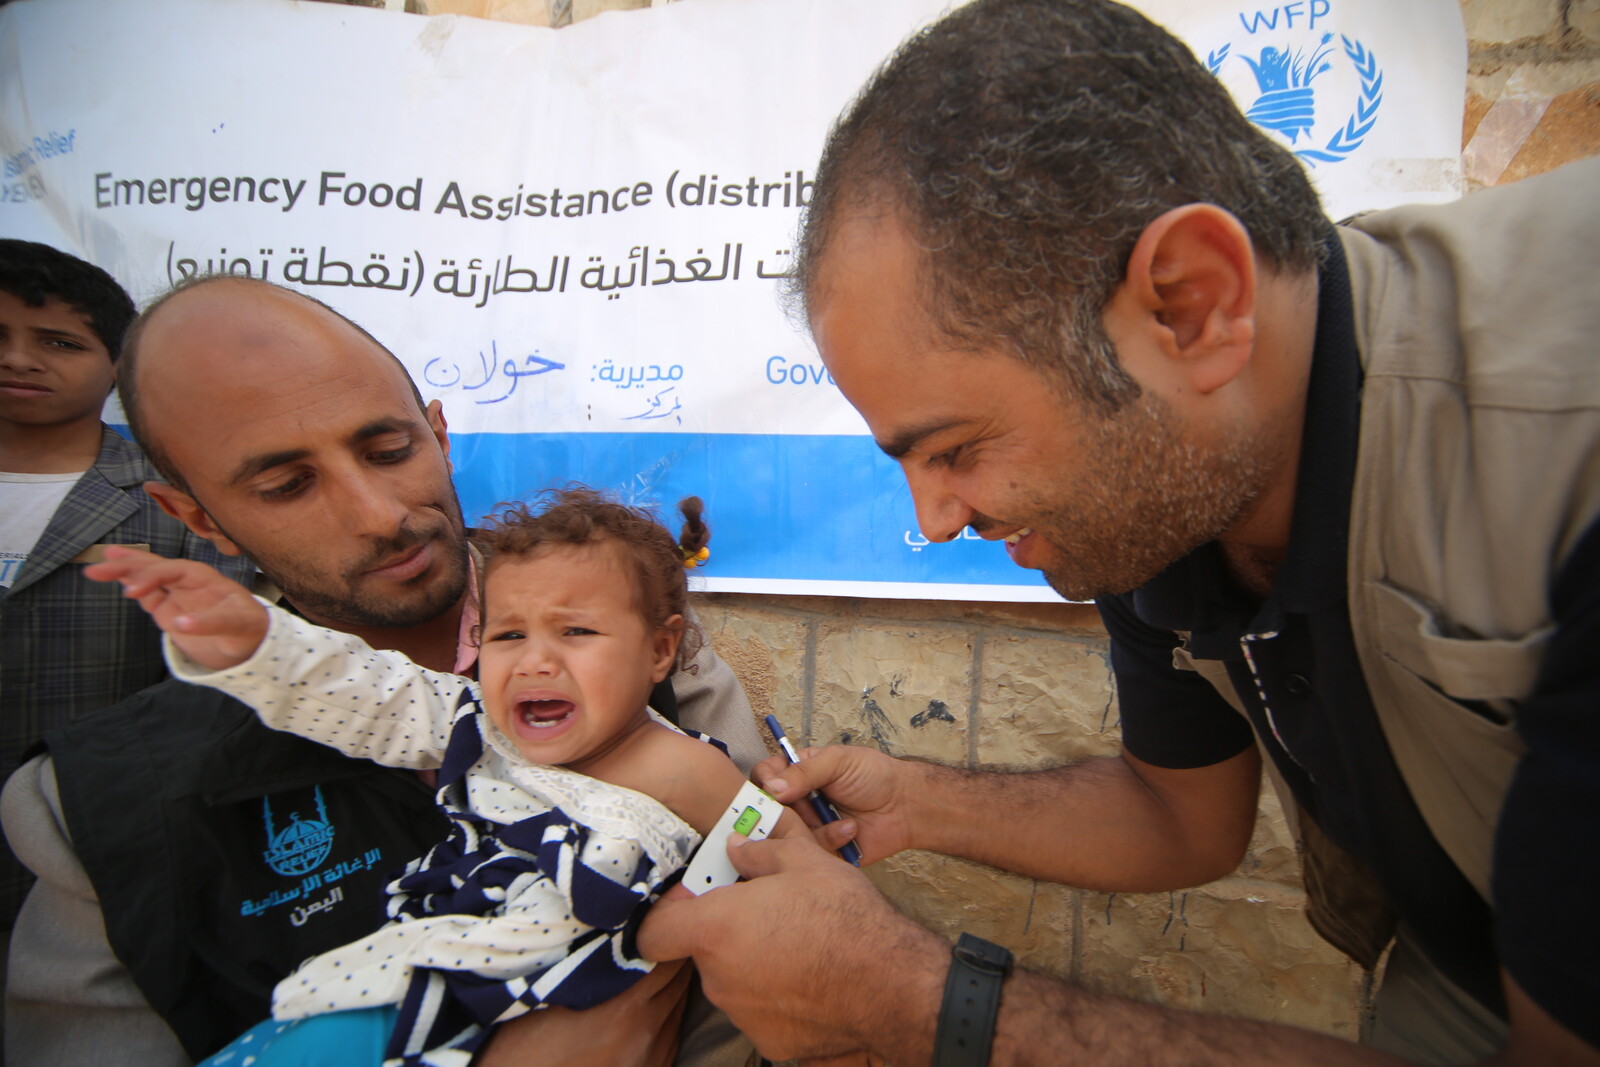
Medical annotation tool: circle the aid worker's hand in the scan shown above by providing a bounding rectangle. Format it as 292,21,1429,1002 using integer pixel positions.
752,744,919,865
638,831,946,1063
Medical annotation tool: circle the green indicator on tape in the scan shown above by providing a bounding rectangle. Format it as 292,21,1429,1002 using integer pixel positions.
732,806,762,836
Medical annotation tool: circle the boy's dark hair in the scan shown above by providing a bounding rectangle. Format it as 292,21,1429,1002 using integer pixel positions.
0,239,136,360
474,486,709,671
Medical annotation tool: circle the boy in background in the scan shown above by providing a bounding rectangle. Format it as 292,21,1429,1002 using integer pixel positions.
0,240,254,932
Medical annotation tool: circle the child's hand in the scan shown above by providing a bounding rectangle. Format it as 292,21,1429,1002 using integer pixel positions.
85,546,267,671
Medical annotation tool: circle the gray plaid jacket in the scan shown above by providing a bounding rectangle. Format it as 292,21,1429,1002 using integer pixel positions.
0,425,253,926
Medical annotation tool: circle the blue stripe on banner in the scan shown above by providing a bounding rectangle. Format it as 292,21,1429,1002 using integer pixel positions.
449,432,1051,591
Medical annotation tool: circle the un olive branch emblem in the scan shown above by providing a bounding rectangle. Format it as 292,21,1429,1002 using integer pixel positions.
1207,34,1383,166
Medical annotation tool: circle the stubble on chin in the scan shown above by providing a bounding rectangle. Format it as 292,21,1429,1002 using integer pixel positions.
1034,397,1270,602
330,555,470,628
259,515,472,630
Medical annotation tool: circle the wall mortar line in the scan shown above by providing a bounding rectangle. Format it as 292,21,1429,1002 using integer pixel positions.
967,631,985,769
802,616,818,745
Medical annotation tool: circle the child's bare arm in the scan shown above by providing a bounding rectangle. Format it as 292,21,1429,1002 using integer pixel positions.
629,728,805,841
84,545,266,670
92,546,462,768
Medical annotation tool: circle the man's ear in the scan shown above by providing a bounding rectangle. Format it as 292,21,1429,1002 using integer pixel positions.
426,399,453,474
652,614,685,682
142,480,244,556
1105,204,1257,397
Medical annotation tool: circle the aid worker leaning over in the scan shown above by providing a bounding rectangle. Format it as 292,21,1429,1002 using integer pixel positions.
637,2,1600,1065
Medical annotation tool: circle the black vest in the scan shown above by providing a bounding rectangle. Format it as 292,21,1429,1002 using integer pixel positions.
46,678,449,1060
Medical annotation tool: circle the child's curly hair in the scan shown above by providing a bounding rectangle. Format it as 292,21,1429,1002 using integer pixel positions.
473,486,708,671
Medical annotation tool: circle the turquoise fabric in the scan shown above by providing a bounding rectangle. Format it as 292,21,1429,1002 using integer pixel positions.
199,1006,397,1066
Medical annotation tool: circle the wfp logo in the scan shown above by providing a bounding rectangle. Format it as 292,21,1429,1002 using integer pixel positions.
261,787,336,877
1207,3,1384,166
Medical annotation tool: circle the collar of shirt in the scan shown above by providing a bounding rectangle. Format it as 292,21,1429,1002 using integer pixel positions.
1124,229,1363,661
453,541,484,677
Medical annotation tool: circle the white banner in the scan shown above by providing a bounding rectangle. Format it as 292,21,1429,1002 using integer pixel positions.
0,0,1464,599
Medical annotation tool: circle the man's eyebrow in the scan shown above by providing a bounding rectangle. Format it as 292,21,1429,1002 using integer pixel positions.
351,417,419,442
878,418,964,460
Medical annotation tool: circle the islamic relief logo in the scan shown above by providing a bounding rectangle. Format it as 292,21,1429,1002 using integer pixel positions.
261,787,336,877
1207,4,1384,166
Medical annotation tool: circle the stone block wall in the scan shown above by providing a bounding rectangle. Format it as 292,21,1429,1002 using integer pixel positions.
1461,0,1600,186
323,0,1597,1041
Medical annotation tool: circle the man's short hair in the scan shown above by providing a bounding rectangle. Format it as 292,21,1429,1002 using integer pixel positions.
117,275,428,494
789,0,1328,414
0,239,136,360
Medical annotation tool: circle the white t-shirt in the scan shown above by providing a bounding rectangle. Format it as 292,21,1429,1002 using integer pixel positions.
0,471,87,589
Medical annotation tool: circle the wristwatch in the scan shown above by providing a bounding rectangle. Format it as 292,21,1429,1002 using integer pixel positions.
931,932,1012,1066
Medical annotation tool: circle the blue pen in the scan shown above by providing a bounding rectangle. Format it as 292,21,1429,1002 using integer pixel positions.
764,714,863,866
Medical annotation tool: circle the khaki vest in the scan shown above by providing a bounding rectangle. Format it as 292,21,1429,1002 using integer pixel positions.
1182,158,1600,967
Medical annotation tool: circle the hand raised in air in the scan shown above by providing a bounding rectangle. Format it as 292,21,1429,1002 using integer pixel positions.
85,545,267,671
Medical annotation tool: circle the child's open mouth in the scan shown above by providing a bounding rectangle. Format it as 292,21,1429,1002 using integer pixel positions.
518,699,575,728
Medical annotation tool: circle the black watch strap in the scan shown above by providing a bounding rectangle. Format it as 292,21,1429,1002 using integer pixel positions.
932,932,1012,1067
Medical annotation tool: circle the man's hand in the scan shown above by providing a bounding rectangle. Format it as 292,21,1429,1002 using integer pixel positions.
639,831,946,1063
477,958,692,1067
752,745,920,864
84,545,266,670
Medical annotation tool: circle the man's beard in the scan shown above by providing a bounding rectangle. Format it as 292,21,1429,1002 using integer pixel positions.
1024,392,1272,602
220,501,472,630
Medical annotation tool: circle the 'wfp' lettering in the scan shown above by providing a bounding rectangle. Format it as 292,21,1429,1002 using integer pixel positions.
1239,0,1330,33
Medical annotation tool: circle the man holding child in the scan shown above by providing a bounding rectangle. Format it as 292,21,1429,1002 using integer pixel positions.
3,276,766,1066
